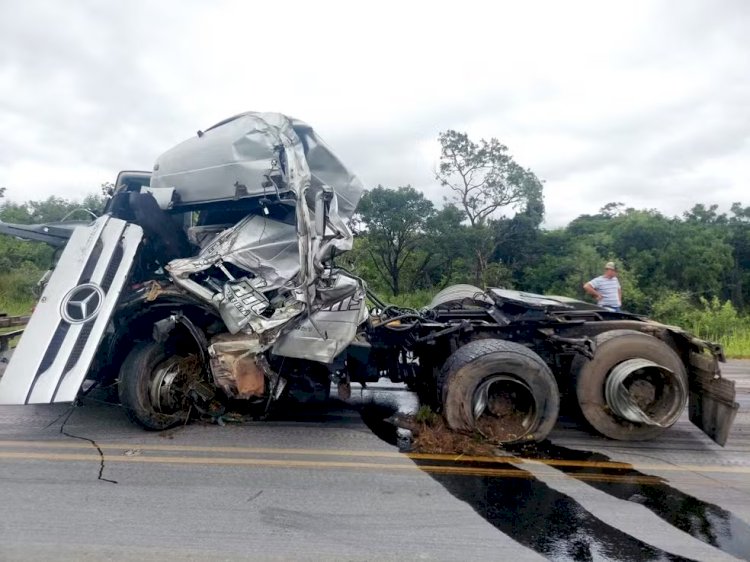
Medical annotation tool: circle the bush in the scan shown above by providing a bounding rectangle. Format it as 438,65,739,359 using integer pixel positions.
651,292,750,357
651,292,695,327
652,292,744,339
0,267,43,315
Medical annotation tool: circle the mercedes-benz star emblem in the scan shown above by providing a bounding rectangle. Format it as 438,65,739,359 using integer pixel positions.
61,283,104,324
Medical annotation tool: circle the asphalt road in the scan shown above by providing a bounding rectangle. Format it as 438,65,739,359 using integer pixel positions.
0,362,749,561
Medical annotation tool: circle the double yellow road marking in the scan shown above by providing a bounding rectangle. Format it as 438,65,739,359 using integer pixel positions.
0,439,747,483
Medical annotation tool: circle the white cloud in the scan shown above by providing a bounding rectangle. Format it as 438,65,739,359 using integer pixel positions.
0,0,748,226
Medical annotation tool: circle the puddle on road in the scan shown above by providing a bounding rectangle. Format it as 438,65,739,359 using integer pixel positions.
359,394,750,561
87,379,750,561
416,458,692,562
359,401,692,561
512,441,750,561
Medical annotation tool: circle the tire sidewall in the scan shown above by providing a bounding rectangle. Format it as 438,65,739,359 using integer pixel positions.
118,341,188,430
442,342,560,443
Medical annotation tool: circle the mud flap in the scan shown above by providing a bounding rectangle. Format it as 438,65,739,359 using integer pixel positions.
687,352,739,446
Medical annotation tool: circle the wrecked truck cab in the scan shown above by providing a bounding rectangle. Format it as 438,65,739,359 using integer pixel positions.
0,111,739,446
0,112,367,427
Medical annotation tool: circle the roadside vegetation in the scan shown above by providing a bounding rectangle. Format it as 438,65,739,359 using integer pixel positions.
1,135,749,357
345,131,750,358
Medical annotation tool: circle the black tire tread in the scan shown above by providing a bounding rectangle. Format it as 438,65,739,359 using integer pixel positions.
438,338,560,443
438,339,545,399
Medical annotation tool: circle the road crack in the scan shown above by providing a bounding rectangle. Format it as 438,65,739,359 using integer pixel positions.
58,403,118,484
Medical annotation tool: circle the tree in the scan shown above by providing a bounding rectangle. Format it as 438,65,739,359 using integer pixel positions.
435,130,544,284
436,130,543,227
728,202,750,310
599,201,625,218
421,204,470,288
0,194,106,224
683,203,727,225
356,185,435,295
493,188,545,284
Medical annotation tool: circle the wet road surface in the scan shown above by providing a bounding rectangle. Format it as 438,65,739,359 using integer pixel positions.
0,361,748,561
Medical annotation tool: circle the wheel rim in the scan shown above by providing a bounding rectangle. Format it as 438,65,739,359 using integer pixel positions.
604,358,687,427
148,356,195,415
472,375,539,441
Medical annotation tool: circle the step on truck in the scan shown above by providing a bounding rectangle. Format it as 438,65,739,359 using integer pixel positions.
0,112,739,445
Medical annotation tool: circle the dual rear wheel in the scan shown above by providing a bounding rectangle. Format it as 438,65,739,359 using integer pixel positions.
436,331,688,444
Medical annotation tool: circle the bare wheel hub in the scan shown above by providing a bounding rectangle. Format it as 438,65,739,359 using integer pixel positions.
604,358,688,427
149,356,197,414
473,375,538,440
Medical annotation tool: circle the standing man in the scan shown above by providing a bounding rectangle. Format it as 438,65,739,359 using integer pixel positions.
583,262,622,312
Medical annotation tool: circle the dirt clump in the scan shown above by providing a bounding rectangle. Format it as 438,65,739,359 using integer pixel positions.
393,407,499,457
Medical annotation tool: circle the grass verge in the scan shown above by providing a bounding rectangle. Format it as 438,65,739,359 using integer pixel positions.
717,329,750,359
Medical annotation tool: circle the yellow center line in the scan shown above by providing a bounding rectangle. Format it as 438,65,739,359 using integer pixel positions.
0,439,747,474
0,440,404,458
0,451,667,484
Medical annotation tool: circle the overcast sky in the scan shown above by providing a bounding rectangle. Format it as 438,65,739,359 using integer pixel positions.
0,0,748,226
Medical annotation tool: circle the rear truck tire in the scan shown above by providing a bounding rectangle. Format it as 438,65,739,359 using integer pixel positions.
439,339,560,444
118,341,198,431
574,330,688,441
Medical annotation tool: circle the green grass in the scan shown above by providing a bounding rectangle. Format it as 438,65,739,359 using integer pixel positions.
713,329,750,359
414,405,440,426
0,297,34,316
0,270,41,316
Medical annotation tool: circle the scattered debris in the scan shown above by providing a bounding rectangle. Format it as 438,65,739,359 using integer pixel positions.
392,408,499,457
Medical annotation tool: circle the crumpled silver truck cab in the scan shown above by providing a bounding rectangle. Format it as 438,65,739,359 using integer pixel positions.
0,112,739,445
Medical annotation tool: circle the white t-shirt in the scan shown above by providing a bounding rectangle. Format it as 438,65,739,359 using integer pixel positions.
589,275,621,308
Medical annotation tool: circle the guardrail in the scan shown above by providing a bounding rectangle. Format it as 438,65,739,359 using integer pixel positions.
0,313,30,328
0,314,28,354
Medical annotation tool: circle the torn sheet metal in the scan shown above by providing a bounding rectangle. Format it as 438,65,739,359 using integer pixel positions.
151,112,362,220
216,279,305,335
187,224,233,249
687,351,739,446
168,214,300,291
151,112,295,205
162,113,367,356
273,274,368,364
157,112,362,284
